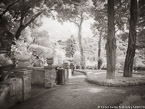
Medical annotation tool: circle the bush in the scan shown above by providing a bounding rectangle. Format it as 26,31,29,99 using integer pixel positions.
116,57,125,70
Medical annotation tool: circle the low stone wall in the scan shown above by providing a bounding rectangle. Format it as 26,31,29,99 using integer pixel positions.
0,83,10,109
31,67,45,86
0,66,72,108
0,69,31,109
0,77,23,109
31,66,57,88
31,66,72,87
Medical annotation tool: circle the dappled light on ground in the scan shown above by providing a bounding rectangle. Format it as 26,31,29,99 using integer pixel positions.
87,88,104,93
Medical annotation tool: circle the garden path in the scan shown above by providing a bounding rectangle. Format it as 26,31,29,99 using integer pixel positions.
11,71,145,109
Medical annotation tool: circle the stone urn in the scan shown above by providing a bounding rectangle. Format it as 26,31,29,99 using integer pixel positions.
47,58,53,65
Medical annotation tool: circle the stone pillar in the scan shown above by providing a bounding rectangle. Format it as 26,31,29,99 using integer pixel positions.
0,83,12,109
68,69,72,78
14,69,31,101
64,69,72,79
63,62,72,79
44,65,56,88
8,78,23,104
0,77,23,108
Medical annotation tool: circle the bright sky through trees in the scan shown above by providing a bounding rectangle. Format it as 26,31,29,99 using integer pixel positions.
39,16,94,41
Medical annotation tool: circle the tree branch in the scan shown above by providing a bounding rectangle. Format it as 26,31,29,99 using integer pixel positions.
0,0,19,17
92,32,98,37
69,19,79,26
23,11,44,29
20,0,25,26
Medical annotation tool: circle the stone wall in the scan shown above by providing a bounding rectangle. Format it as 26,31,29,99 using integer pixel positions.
31,66,57,88
0,66,71,108
0,77,23,109
31,67,45,86
0,69,31,108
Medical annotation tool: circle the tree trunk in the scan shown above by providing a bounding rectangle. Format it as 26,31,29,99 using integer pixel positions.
106,0,116,79
123,0,137,77
98,32,102,70
15,26,25,40
78,17,84,69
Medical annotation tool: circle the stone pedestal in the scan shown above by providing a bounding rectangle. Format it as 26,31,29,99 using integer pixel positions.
64,69,68,80
0,77,23,108
9,78,23,104
64,69,72,79
0,83,11,109
44,65,56,88
67,69,72,78
14,69,31,101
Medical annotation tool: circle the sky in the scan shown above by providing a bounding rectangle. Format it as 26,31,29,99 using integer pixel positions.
39,16,94,41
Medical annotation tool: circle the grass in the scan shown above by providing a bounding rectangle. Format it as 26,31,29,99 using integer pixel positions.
86,71,145,87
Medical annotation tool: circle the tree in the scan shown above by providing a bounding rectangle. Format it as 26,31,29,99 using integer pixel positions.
57,0,93,68
91,0,107,70
123,0,138,77
106,0,116,79
65,35,76,57
0,0,61,40
92,0,129,70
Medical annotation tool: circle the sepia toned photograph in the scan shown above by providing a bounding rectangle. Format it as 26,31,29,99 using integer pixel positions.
0,0,145,109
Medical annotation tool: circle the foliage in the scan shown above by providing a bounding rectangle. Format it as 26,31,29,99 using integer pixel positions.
56,0,94,69
137,0,145,49
29,28,55,66
86,72,145,87
0,0,62,40
31,29,50,47
29,44,54,66
20,27,33,42
65,35,76,57
11,40,32,60
73,51,81,66
53,43,66,67
57,0,93,23
91,0,107,37
134,50,145,70
138,0,145,27
0,54,13,66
